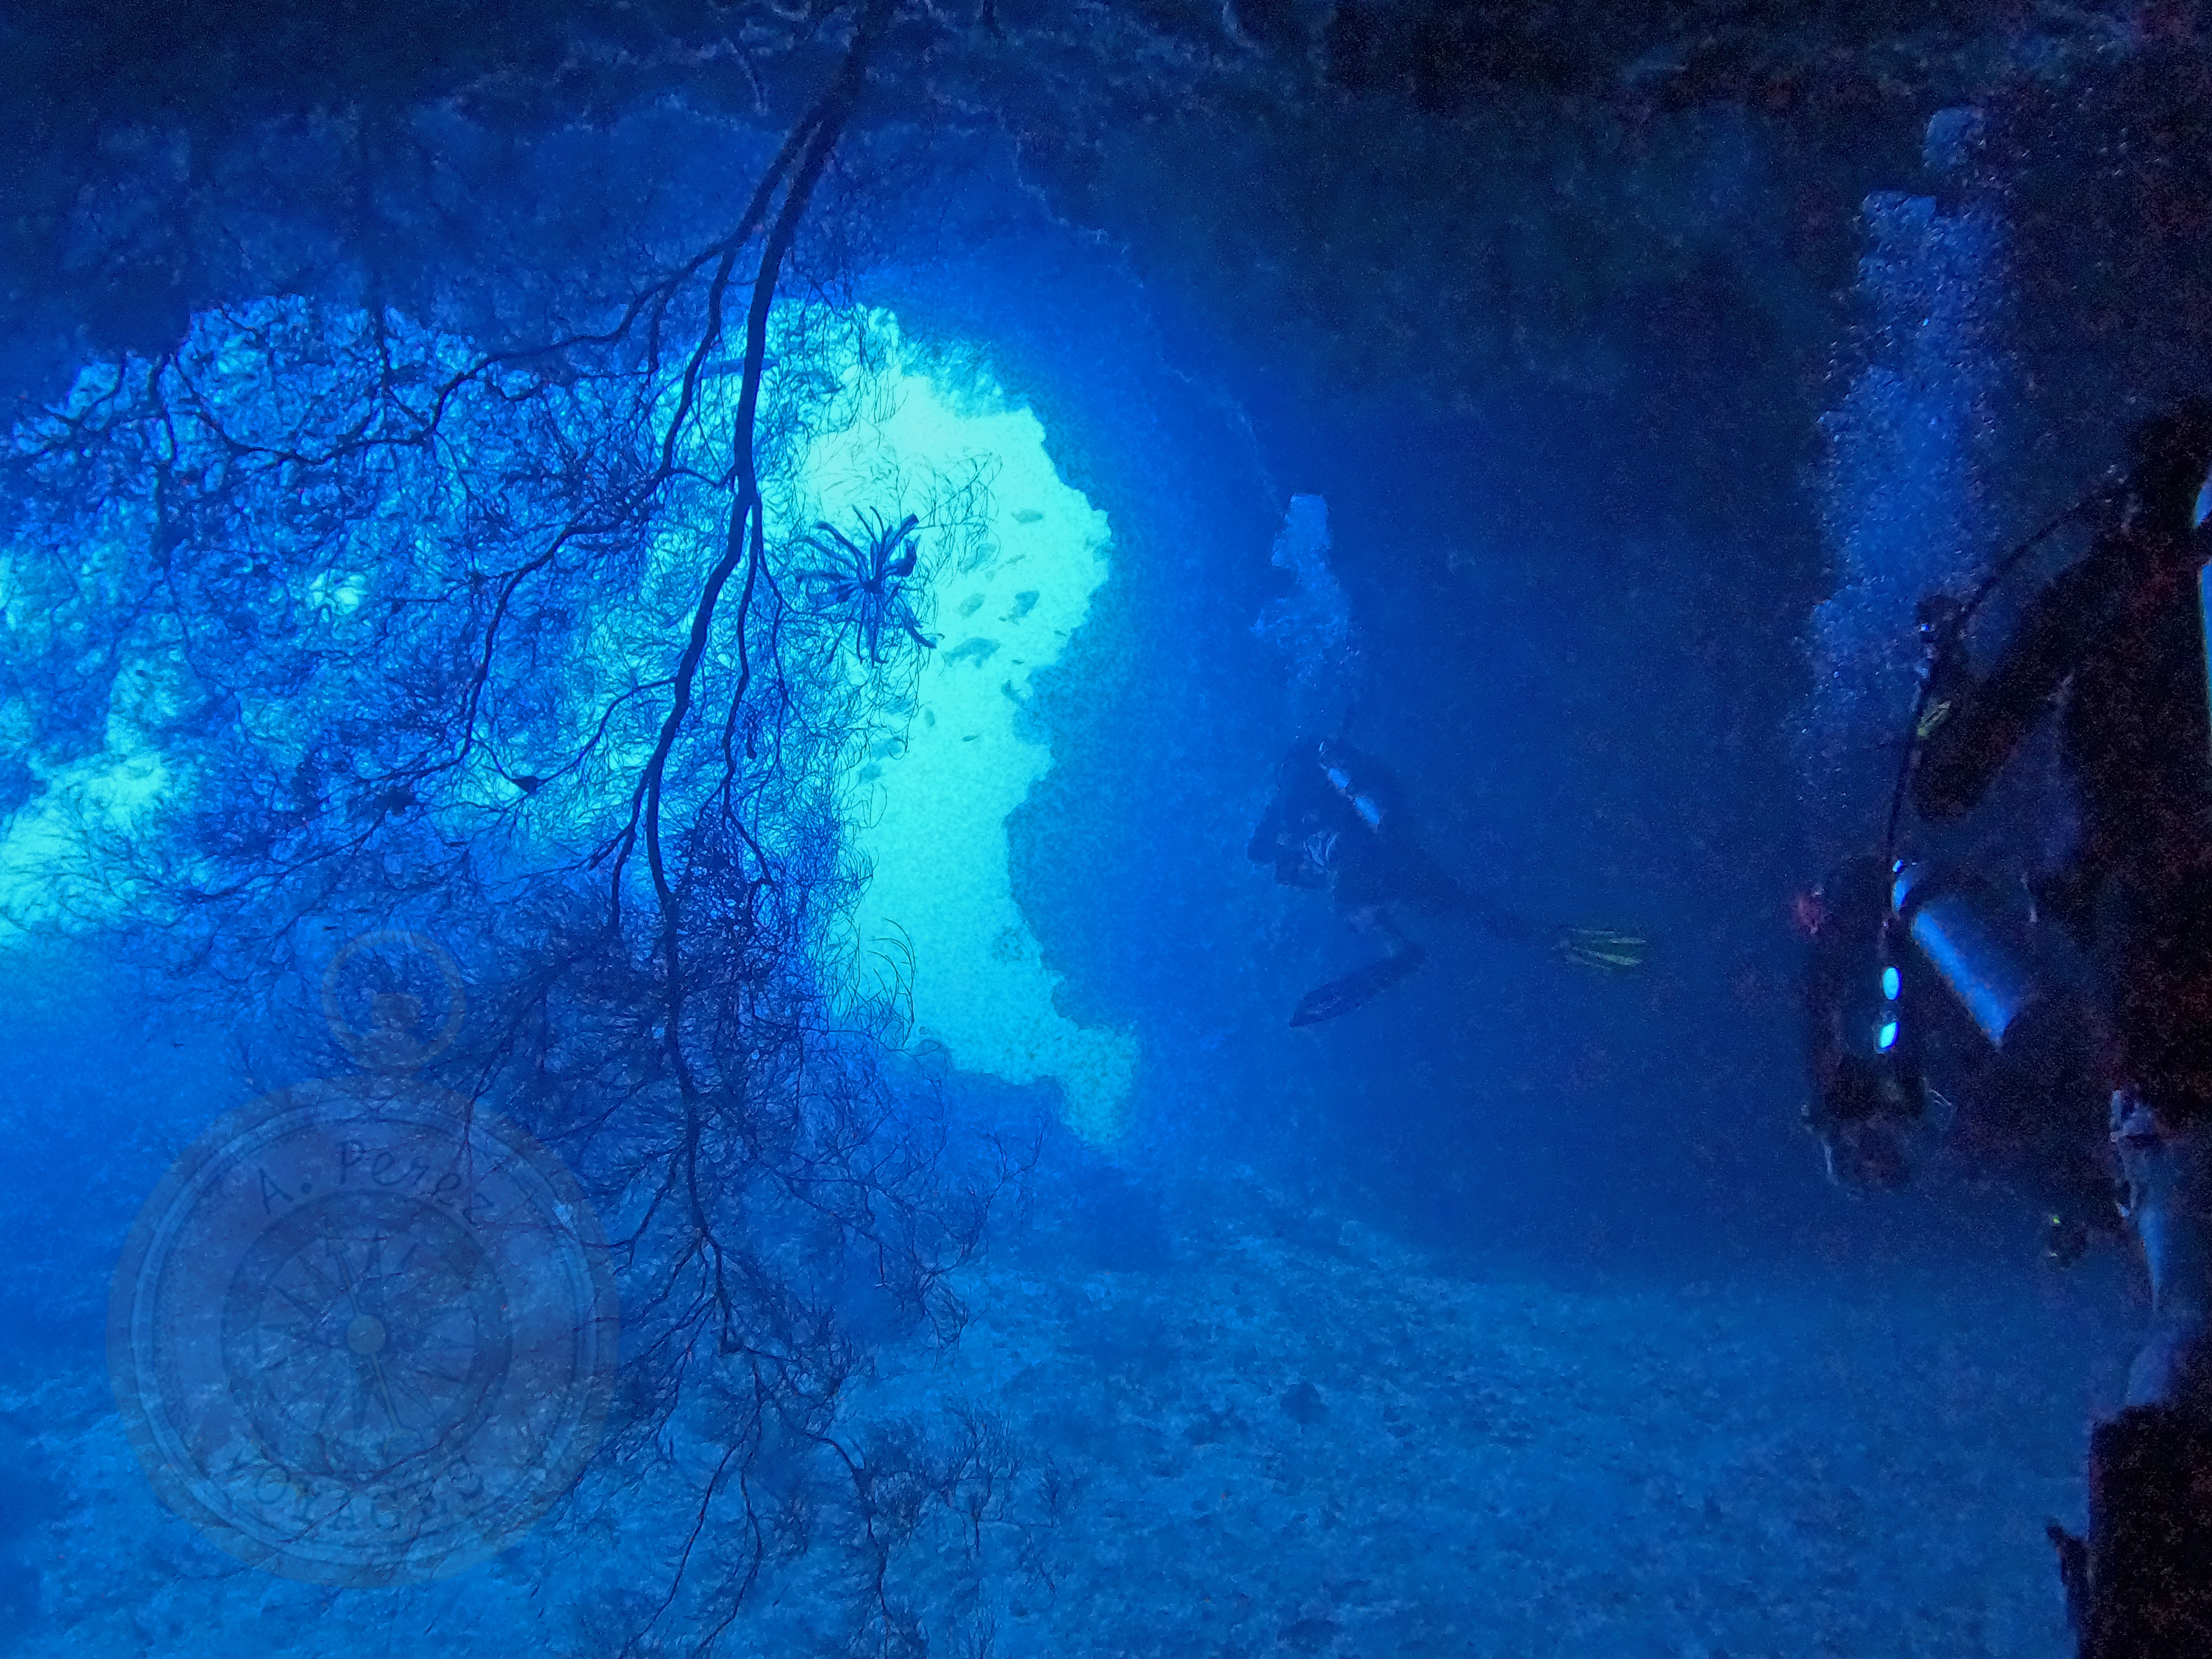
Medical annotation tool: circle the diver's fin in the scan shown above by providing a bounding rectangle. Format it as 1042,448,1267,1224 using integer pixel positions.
1290,945,1427,1026
1552,925,1649,973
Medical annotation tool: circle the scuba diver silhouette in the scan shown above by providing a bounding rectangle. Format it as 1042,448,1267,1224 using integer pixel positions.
1799,399,2212,1659
1248,731,1647,1025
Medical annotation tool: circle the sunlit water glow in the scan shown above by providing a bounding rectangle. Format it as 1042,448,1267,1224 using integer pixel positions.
806,318,1137,1143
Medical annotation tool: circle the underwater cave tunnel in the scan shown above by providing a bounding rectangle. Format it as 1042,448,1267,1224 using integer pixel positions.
1,4,2205,1656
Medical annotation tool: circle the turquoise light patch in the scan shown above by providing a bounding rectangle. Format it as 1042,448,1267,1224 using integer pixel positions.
806,317,1137,1142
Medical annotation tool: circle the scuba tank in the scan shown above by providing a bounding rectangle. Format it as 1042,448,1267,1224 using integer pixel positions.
1891,862,2049,1050
1316,740,1386,831
1889,861,2099,1195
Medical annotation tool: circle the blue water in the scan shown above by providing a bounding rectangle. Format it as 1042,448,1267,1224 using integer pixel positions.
2,20,2205,1659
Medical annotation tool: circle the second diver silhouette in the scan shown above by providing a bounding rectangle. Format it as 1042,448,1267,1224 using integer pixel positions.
1247,733,1647,1026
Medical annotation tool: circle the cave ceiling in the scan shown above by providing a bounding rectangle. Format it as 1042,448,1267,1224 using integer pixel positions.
0,0,2181,402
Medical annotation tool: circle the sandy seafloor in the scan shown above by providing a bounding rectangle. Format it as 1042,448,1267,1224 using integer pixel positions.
3,1160,2127,1659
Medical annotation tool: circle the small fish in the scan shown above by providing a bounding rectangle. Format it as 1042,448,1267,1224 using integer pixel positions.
942,637,1000,668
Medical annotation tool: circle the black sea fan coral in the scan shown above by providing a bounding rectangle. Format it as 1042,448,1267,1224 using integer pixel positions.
793,507,939,664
